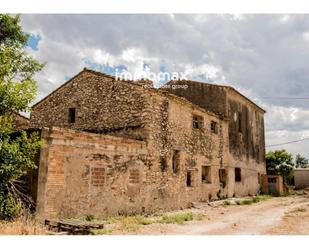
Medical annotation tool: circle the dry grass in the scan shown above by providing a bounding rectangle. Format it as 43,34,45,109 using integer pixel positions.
0,217,47,235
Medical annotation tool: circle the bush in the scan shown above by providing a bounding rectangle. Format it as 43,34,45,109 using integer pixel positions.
160,212,193,225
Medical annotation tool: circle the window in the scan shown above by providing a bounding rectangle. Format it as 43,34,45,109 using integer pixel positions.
186,171,192,187
68,108,76,123
192,115,203,129
235,168,241,182
238,111,242,133
172,150,180,174
219,169,227,188
210,121,218,134
201,166,211,183
258,173,261,184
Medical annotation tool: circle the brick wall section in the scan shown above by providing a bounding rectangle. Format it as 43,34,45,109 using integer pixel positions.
36,127,148,219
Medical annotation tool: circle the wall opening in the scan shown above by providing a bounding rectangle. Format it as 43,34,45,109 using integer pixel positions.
238,111,242,133
129,169,140,184
91,167,105,187
192,115,203,129
68,108,76,123
210,121,218,134
172,150,181,174
201,166,211,184
258,173,261,184
186,171,192,187
235,167,241,182
219,169,227,188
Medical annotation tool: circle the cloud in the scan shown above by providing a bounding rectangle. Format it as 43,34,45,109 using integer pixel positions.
20,14,309,157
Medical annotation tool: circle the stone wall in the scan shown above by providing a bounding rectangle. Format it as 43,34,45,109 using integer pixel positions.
32,69,266,219
31,69,153,141
12,112,30,130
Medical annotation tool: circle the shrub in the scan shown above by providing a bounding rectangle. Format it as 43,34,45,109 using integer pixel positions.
160,212,193,225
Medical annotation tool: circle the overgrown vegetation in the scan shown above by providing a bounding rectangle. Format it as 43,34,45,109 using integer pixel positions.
160,212,193,225
0,14,43,220
0,216,47,235
236,195,271,205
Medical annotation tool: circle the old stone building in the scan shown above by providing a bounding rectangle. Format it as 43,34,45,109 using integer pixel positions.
30,68,266,219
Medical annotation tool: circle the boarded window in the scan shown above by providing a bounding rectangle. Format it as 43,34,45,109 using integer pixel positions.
192,115,203,129
210,121,218,134
129,169,140,184
235,168,241,182
201,166,211,183
186,171,192,187
91,167,105,187
68,108,76,123
172,150,181,174
219,169,227,188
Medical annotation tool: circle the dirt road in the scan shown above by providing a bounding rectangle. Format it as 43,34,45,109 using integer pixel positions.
134,195,309,235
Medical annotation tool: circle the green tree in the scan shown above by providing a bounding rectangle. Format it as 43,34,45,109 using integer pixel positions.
265,149,294,183
0,14,43,219
295,153,309,168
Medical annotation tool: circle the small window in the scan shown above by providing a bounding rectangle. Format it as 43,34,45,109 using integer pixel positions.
68,108,76,123
186,171,192,187
210,121,218,134
172,150,180,174
192,115,203,129
201,166,211,183
235,168,241,182
258,173,261,184
219,169,227,188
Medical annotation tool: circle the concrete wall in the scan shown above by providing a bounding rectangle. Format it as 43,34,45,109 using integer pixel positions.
295,169,309,189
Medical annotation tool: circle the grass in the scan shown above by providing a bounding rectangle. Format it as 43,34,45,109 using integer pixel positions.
223,200,231,206
297,208,306,212
102,212,194,232
236,195,271,205
0,217,47,235
160,212,193,225
91,228,113,235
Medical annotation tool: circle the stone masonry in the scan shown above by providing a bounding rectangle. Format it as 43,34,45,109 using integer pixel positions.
31,68,266,219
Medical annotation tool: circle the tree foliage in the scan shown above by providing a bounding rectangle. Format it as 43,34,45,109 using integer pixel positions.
0,14,43,219
295,153,309,168
265,149,294,179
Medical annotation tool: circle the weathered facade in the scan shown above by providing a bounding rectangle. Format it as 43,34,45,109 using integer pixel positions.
30,68,266,219
294,169,309,189
12,112,30,130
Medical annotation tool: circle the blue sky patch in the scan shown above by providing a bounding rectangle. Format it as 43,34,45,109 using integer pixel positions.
26,33,41,51
83,59,127,76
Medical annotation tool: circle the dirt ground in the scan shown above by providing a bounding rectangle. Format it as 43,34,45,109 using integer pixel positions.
106,194,309,235
1,194,309,235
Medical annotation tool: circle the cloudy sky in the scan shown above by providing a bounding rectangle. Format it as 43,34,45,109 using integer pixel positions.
20,14,309,157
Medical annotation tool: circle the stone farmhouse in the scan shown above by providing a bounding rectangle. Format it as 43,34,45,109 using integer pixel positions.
27,68,266,219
